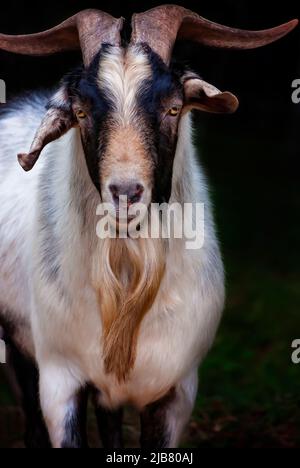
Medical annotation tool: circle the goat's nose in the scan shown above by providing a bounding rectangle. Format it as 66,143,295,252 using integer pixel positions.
109,182,144,206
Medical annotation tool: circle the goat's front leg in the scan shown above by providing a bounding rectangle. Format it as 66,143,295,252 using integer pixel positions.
140,370,198,449
39,363,88,448
93,389,124,448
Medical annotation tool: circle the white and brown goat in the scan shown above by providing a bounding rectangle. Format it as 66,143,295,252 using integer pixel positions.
0,5,297,448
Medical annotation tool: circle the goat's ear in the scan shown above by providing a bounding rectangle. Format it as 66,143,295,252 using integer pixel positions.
183,76,239,114
18,88,75,171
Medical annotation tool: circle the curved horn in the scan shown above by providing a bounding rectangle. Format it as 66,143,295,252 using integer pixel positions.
131,5,298,64
0,9,124,66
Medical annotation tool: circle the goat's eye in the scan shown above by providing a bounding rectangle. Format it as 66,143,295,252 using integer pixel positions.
76,110,87,120
168,106,181,117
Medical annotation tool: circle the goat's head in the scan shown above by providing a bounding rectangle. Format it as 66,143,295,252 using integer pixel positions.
0,6,297,209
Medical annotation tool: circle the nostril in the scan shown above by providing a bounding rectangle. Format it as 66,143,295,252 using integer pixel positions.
109,182,145,205
128,184,144,204
135,184,144,195
109,184,121,204
109,184,119,196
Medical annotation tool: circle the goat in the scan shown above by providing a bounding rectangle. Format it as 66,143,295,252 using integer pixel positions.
0,5,297,449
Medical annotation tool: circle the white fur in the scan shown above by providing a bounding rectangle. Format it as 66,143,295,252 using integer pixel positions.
0,51,224,447
98,46,152,125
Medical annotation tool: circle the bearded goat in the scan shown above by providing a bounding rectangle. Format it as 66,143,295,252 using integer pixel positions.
0,5,297,449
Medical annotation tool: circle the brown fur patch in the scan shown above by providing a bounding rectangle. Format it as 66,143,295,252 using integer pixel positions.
93,237,166,382
100,125,154,188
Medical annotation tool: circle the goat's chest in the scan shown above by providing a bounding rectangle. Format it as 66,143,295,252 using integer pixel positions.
34,275,210,409
32,236,223,409
64,298,195,408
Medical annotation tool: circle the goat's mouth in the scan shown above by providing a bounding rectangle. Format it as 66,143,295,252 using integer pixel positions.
97,178,152,239
112,201,149,227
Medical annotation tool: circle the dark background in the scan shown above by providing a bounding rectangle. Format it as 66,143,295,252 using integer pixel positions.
0,0,300,448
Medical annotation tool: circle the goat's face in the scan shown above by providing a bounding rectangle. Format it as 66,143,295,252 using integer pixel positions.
54,44,238,210
73,45,184,207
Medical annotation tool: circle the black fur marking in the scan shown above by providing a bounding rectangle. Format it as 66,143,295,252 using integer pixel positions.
0,313,15,337
140,388,176,449
61,387,89,449
61,50,113,193
93,389,123,448
136,46,184,203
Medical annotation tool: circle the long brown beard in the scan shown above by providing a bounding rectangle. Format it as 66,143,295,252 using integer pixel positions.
92,236,166,382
